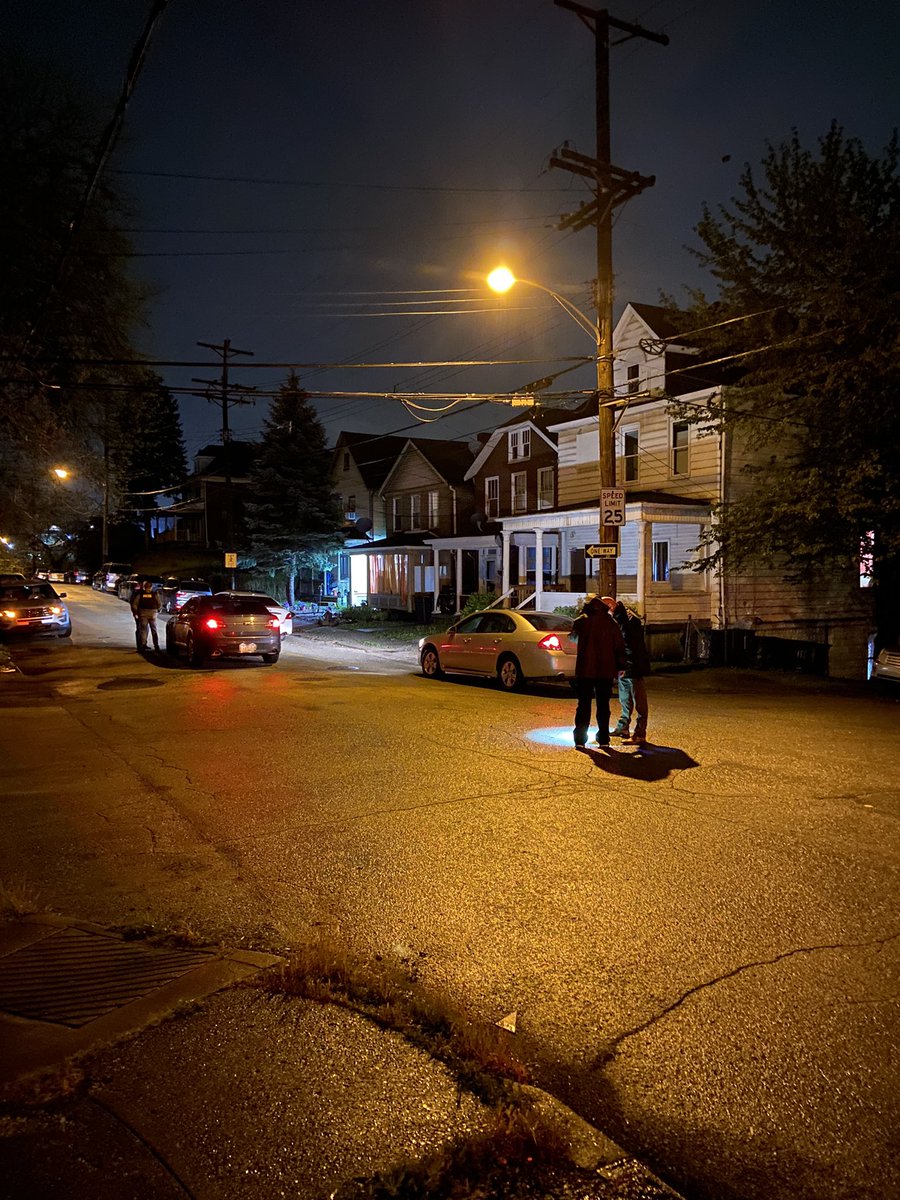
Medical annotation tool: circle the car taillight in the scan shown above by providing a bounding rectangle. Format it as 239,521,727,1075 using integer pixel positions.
268,617,281,629
538,634,563,652
205,617,222,630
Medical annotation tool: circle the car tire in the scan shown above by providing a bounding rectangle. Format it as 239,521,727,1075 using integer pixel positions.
58,628,72,638
186,632,204,667
261,650,279,664
497,655,525,691
420,645,443,679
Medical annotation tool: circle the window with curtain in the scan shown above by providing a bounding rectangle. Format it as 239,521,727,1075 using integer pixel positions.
511,471,527,513
537,466,554,509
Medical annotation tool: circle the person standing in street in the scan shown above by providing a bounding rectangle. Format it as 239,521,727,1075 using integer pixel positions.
604,596,651,745
571,595,627,749
131,579,161,652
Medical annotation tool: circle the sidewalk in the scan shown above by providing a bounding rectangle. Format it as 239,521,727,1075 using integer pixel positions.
0,915,684,1200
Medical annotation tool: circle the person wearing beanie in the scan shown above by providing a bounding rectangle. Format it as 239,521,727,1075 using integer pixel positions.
604,596,651,744
570,594,627,749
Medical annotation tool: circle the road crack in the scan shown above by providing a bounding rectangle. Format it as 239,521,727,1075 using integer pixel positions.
592,928,900,1069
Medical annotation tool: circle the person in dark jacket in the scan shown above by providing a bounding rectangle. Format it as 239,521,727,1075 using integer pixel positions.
131,579,161,651
604,597,651,744
571,595,627,749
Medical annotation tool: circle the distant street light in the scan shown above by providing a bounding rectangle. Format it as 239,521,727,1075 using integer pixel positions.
52,467,70,481
487,265,618,594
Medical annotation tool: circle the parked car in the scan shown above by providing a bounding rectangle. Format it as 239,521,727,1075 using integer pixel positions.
159,577,212,613
94,562,131,592
67,567,91,585
0,573,27,585
0,580,71,640
418,608,577,691
213,591,292,639
871,645,900,684
116,574,164,603
165,595,281,665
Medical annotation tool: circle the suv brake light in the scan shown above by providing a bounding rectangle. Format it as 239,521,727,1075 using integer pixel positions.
268,617,281,630
538,633,563,652
204,617,222,630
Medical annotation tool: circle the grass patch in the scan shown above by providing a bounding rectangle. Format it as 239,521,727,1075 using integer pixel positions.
252,940,528,1104
0,878,41,920
333,1103,575,1199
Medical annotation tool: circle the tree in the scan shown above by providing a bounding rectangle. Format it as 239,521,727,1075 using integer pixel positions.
671,124,900,640
245,375,344,604
112,377,187,546
0,54,148,558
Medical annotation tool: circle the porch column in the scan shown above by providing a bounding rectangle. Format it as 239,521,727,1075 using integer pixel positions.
501,531,511,599
534,528,544,609
433,546,440,612
455,547,463,612
637,518,650,612
559,527,569,590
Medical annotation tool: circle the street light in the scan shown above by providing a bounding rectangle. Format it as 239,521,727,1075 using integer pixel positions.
487,266,618,595
52,467,70,481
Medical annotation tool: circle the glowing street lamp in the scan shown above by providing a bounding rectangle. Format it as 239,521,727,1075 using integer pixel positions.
487,265,618,594
52,467,70,481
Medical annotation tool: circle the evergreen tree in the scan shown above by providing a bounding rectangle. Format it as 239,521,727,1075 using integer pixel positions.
245,375,343,603
671,124,900,641
112,377,188,545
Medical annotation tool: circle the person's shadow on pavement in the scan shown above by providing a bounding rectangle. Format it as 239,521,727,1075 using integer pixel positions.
577,742,699,781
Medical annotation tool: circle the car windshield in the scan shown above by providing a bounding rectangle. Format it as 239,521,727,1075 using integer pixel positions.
0,584,58,602
522,613,574,632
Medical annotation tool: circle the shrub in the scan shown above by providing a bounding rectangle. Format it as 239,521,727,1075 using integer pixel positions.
460,591,500,617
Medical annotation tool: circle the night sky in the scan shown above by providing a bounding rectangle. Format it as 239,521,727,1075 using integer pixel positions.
6,0,898,457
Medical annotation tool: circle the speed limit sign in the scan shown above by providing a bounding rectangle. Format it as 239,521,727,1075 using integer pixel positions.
601,488,626,526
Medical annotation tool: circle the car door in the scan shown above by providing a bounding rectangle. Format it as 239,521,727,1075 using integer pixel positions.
468,611,516,673
438,614,484,671
173,596,199,649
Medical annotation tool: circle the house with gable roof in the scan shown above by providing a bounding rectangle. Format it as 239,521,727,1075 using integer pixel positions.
346,437,476,618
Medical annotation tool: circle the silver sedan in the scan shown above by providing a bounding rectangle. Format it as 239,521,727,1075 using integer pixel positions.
419,608,576,691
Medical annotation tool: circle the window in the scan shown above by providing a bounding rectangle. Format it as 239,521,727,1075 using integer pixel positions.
508,428,531,462
391,496,402,532
511,471,527,513
652,541,670,582
672,421,690,476
343,451,350,471
626,363,640,395
620,426,639,483
485,476,500,518
537,466,554,509
345,494,357,519
427,490,439,527
410,493,421,528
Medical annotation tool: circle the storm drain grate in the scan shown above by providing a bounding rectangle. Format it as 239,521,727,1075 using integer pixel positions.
0,927,213,1027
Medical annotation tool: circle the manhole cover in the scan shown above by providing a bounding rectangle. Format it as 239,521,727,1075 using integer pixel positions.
0,928,212,1027
97,677,164,691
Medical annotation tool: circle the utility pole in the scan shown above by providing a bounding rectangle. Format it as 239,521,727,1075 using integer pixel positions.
552,2,667,596
194,339,255,584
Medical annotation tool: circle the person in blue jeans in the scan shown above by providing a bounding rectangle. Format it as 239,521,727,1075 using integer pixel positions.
571,595,627,748
604,597,651,744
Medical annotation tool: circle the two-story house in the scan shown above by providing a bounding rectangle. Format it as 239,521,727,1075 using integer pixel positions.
347,437,475,618
493,303,872,676
331,431,408,604
430,403,592,603
159,442,255,549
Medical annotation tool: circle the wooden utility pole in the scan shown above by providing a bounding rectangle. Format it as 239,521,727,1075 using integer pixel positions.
194,339,255,582
552,2,667,596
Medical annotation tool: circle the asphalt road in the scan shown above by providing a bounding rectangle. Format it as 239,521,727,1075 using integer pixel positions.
2,586,899,1200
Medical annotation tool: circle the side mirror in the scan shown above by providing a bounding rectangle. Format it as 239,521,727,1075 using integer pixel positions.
58,592,67,599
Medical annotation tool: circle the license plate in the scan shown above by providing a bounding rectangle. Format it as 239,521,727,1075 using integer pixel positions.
239,641,257,653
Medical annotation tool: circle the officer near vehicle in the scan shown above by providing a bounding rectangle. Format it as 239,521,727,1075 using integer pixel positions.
131,579,161,652
571,595,627,749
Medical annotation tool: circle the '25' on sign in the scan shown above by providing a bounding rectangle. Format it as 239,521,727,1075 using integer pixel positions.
601,488,626,526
